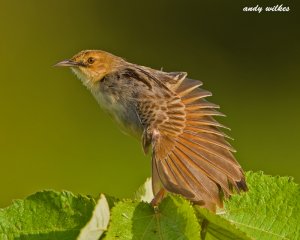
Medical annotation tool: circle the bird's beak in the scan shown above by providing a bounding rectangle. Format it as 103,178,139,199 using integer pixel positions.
54,59,83,67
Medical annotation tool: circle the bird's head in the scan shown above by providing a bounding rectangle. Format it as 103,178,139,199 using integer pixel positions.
55,50,123,83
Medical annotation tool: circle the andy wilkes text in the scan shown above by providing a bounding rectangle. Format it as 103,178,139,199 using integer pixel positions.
243,4,290,13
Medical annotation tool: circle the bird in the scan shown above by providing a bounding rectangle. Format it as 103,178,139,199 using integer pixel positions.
55,50,247,211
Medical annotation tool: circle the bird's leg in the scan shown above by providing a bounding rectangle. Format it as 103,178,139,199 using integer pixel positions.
151,188,166,207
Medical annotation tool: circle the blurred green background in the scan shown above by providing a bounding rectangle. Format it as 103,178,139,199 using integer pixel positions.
0,0,299,207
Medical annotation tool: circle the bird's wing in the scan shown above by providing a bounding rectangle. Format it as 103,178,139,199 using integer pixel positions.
146,75,247,210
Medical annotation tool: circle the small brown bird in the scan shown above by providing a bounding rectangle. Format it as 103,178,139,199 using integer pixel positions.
55,50,247,211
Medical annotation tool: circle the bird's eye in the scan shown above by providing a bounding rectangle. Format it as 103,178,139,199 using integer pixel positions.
87,57,95,64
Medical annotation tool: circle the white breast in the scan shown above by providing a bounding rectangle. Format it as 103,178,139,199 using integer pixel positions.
72,68,143,138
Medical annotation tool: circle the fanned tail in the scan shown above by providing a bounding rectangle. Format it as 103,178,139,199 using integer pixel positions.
152,77,247,211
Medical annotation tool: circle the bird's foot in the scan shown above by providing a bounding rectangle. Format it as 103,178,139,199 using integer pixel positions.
150,188,166,207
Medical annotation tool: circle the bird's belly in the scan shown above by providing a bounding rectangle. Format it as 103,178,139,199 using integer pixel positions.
94,91,143,139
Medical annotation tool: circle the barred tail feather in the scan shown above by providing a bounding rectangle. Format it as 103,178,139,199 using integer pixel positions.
152,77,247,211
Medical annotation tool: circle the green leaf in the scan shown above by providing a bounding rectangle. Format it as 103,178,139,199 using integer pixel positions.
104,195,119,209
77,194,110,240
195,207,251,240
1,172,298,240
221,171,300,240
133,177,153,203
104,195,200,240
0,190,96,240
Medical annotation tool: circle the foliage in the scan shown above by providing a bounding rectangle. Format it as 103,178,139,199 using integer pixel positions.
0,191,96,240
0,172,299,240
222,172,300,240
103,196,200,240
